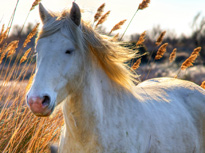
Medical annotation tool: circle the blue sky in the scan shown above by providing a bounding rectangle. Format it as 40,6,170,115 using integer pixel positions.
0,0,205,38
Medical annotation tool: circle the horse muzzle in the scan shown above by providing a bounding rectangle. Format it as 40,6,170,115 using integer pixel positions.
27,95,53,117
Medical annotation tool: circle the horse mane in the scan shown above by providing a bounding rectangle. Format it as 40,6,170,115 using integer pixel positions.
37,10,138,91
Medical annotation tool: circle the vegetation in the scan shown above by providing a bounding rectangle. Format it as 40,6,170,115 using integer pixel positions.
0,0,204,152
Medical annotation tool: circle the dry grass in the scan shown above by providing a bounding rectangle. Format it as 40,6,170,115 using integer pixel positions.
20,48,32,64
155,43,168,60
95,11,111,29
131,58,141,70
109,19,127,35
181,47,201,70
0,45,63,153
0,41,64,152
23,23,39,48
0,1,64,152
138,0,150,10
30,0,41,11
169,48,177,63
94,3,105,23
136,31,146,46
155,31,166,46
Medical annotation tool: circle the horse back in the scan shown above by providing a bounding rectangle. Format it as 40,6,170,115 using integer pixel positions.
136,77,205,152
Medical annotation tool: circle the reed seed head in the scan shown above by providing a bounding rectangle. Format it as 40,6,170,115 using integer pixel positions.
138,0,151,10
181,47,201,70
155,43,168,60
181,55,197,70
191,47,201,56
136,31,146,46
155,31,166,46
109,20,127,35
20,48,32,64
30,0,41,11
94,3,105,22
0,27,10,45
95,11,111,29
23,23,39,48
0,50,6,64
6,40,19,57
0,42,7,54
169,48,177,63
131,58,141,70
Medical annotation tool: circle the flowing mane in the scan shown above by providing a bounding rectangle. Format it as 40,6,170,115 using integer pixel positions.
37,10,138,91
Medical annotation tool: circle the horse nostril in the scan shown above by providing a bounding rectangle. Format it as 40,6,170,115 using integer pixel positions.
42,95,51,107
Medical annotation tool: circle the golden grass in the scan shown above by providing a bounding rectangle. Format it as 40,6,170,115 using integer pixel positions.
23,23,39,48
95,11,111,29
136,31,146,46
30,0,41,11
0,27,9,44
191,47,201,56
138,0,151,10
0,35,64,151
0,43,63,152
20,48,32,64
0,2,64,152
155,43,168,60
7,40,19,57
169,48,177,63
131,58,141,70
109,19,127,35
155,31,166,46
94,3,105,23
0,46,8,64
181,47,201,70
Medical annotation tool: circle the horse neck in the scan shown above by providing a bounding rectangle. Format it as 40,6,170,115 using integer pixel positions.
62,56,129,149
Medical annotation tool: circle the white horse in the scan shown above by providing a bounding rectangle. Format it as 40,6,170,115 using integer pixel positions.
27,2,205,153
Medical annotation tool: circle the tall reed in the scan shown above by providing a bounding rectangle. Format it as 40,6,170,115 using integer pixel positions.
120,0,151,40
181,47,201,70
94,3,105,23
0,1,63,152
169,48,177,63
109,20,127,35
95,11,111,29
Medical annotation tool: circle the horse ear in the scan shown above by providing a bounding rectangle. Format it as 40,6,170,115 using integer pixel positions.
70,2,81,26
39,3,52,23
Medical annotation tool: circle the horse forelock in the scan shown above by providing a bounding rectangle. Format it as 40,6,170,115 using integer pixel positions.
36,10,138,91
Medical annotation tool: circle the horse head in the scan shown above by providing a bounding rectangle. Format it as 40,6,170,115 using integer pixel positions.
27,2,83,117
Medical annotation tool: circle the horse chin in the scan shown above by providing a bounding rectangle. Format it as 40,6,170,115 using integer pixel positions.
32,105,55,117
35,113,51,117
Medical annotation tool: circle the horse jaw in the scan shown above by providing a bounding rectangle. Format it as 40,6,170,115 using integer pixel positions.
27,29,82,116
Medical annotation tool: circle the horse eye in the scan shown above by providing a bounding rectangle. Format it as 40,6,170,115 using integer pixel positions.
65,50,72,54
